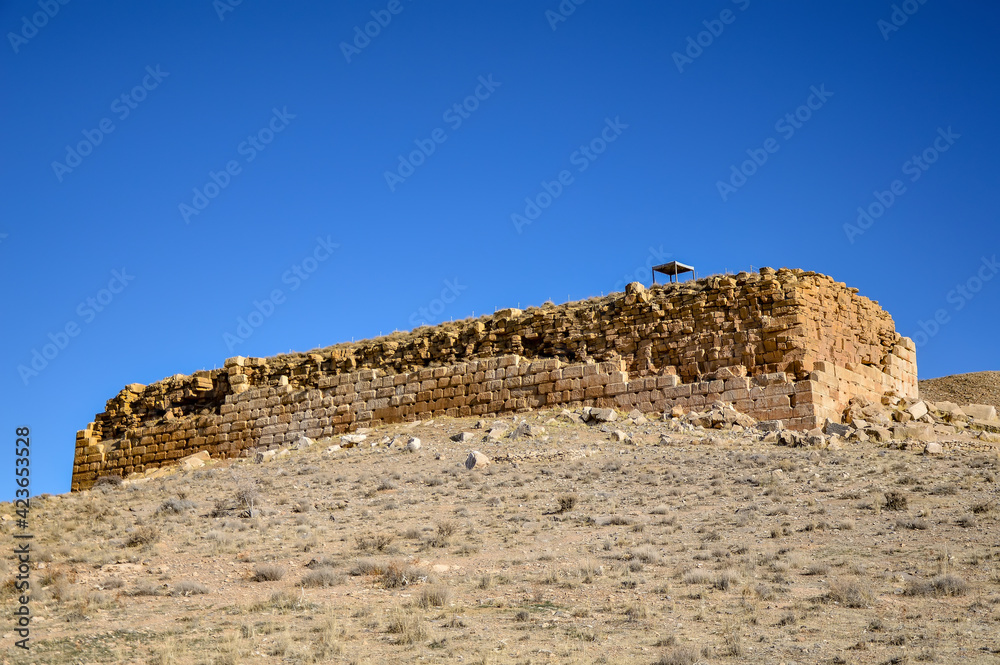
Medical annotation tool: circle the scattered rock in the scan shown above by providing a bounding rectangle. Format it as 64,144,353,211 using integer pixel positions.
581,407,617,423
179,450,211,471
684,402,756,430
961,404,996,422
924,441,943,455
893,423,933,440
907,401,929,420
559,410,584,424
254,450,276,464
294,436,314,450
865,425,891,443
610,430,633,444
592,408,617,423
932,401,963,416
341,434,367,447
510,421,544,439
465,450,490,470
451,432,474,443
758,420,785,433
971,419,1000,434
777,431,803,447
324,445,341,453
804,428,827,447
823,420,851,438
627,409,649,425
406,437,421,453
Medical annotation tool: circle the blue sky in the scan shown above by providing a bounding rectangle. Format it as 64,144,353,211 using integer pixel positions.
2,1,998,499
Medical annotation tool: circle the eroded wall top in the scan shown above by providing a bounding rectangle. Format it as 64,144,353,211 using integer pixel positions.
89,267,914,443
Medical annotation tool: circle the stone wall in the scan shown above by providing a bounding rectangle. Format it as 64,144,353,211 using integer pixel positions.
72,267,917,490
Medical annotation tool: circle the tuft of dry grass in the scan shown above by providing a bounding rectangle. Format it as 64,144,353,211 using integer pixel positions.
380,561,426,589
155,497,195,515
251,564,285,582
124,526,159,548
654,645,699,665
356,532,395,553
827,576,876,608
905,574,969,597
417,584,451,608
170,581,208,596
300,568,342,588
386,608,428,644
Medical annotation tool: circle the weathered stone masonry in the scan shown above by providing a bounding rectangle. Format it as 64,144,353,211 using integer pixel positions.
72,267,917,490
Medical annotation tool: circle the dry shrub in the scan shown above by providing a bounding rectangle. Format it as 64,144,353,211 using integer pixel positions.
428,522,457,548
681,569,712,585
827,576,876,608
171,581,209,596
714,569,741,591
386,608,427,644
381,561,426,589
349,558,383,577
599,515,633,526
356,533,395,553
557,494,578,513
884,491,908,511
155,498,195,515
654,645,699,665
417,584,451,608
252,564,285,582
905,574,969,597
956,514,977,528
251,589,306,612
124,526,159,548
126,580,162,597
301,568,343,588
971,501,994,515
631,545,662,564
624,602,648,622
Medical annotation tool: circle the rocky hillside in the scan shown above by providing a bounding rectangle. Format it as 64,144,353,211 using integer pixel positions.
920,371,1000,410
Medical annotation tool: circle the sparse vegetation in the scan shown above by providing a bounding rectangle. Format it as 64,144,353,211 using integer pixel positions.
905,574,970,597
13,410,1000,663
556,494,577,513
251,564,286,582
123,525,159,548
300,568,342,588
884,491,908,511
827,576,876,608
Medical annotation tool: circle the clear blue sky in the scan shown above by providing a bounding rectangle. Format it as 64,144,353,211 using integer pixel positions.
3,1,998,499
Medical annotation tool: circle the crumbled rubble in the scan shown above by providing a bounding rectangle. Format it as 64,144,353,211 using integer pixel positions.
679,402,757,430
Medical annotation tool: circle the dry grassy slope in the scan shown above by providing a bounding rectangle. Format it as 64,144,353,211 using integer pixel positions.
4,413,1000,665
919,371,1000,410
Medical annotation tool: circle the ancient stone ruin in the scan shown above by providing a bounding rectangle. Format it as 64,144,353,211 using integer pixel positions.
72,267,917,490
